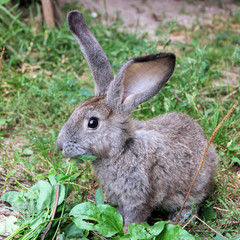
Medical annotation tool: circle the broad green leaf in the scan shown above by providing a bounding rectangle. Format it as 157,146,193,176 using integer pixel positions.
0,216,19,235
50,184,66,209
1,191,25,211
30,180,52,211
157,224,195,240
55,173,65,182
30,210,46,229
113,234,132,240
70,202,123,237
97,204,123,236
1,191,21,204
95,187,104,205
37,174,47,180
48,168,57,176
48,175,57,186
58,173,80,182
62,223,87,240
232,157,240,165
128,221,167,239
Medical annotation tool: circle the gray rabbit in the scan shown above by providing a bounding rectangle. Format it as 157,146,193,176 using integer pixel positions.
57,10,218,231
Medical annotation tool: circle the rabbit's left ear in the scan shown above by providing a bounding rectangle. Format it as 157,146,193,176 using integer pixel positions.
67,11,114,96
106,53,176,112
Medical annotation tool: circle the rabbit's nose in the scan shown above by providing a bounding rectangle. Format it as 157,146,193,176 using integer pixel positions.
57,138,63,152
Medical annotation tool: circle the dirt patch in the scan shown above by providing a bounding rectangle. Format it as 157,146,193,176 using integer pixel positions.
59,0,237,37
0,136,29,157
0,135,32,193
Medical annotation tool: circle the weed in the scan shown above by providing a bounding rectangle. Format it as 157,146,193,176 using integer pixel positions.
2,176,196,239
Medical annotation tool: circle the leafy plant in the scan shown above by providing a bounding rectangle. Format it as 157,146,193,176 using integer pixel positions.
0,216,18,236
68,199,196,239
70,202,124,238
1,175,196,239
1,177,67,239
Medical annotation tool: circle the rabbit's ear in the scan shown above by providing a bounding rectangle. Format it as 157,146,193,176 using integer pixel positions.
67,11,114,96
107,53,176,112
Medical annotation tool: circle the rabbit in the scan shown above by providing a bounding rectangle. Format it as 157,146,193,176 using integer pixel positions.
57,10,218,232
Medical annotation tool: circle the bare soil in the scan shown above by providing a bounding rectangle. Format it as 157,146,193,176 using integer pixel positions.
59,0,237,36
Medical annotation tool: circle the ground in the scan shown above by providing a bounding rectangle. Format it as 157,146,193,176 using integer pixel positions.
0,0,239,239
59,0,236,36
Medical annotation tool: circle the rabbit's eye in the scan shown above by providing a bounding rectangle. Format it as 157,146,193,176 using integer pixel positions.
88,117,98,129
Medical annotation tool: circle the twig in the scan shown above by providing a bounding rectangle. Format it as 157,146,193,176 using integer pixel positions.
146,1,160,21
0,47,5,71
221,89,239,102
91,230,107,240
211,220,240,229
173,89,190,104
41,183,60,240
213,206,231,212
0,171,7,178
175,104,237,224
182,215,196,229
183,215,228,240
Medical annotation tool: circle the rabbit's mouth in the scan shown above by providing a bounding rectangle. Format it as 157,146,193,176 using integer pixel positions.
60,142,91,158
57,132,90,158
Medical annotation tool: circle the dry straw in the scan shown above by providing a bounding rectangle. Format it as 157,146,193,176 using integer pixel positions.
0,47,5,71
175,104,237,224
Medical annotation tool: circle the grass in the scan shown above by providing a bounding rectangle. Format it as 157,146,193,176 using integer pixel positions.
0,1,239,239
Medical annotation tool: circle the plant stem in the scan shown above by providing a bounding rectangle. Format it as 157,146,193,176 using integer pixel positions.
175,104,237,224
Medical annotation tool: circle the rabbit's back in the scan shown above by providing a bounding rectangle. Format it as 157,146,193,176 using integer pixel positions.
143,112,217,210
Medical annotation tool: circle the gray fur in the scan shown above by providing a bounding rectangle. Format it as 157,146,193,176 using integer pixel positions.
57,11,218,232
106,53,176,112
67,11,114,96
